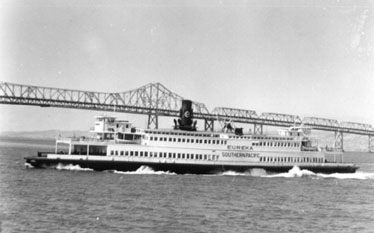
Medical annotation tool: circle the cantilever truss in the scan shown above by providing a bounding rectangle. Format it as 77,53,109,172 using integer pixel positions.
303,117,340,128
0,81,210,129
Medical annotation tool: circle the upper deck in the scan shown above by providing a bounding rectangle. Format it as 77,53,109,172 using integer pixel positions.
56,116,321,153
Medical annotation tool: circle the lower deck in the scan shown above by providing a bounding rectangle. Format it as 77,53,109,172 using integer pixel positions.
25,154,358,174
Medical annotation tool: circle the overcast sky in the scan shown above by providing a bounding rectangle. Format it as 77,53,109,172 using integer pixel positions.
0,0,373,132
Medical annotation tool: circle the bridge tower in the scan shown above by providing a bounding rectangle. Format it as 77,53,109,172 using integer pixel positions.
254,124,263,135
334,131,344,152
204,119,214,132
369,135,374,153
147,113,158,129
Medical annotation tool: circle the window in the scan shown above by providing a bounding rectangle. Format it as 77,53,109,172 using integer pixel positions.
140,151,143,157
204,155,207,160
135,151,138,156
130,151,134,156
178,153,181,159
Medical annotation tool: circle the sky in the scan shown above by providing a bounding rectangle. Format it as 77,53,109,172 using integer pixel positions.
0,0,373,132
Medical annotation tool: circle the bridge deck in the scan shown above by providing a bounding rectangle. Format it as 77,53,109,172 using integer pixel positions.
1,81,373,137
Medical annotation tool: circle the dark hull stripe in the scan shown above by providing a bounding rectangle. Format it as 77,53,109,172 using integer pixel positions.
25,157,358,174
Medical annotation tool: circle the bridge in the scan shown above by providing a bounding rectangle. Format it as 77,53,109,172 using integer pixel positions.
1,81,373,152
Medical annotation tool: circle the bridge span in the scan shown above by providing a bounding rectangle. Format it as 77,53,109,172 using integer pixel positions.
1,81,373,152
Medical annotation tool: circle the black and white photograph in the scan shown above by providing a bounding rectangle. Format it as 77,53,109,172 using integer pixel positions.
0,0,373,232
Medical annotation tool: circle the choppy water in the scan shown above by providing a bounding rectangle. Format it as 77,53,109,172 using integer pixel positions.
1,138,374,233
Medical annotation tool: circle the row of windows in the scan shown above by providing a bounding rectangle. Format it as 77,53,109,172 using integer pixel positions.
145,130,220,138
147,130,295,142
145,129,302,143
253,141,300,148
110,150,218,161
149,136,227,145
260,156,323,163
149,136,300,148
229,135,294,141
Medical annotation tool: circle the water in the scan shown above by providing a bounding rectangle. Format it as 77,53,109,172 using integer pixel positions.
1,139,374,233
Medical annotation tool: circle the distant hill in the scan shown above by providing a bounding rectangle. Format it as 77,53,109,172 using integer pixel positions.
0,130,89,140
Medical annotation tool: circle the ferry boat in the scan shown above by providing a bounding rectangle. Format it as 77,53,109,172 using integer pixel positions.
25,100,359,174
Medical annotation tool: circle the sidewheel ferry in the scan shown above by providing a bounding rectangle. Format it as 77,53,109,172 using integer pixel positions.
25,100,359,174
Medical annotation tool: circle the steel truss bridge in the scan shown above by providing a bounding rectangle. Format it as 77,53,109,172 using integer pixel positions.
1,81,373,152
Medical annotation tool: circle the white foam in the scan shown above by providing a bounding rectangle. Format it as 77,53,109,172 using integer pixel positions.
317,172,374,180
221,171,248,176
24,162,34,169
113,165,176,175
263,166,374,180
265,166,316,178
56,163,93,171
220,168,267,177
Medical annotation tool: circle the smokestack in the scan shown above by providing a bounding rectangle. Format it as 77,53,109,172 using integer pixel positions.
174,99,197,131
180,100,193,127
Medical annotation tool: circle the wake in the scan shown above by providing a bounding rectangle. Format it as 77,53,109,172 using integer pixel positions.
263,166,374,180
218,166,374,180
113,165,176,175
24,162,34,169
220,168,267,177
55,163,94,171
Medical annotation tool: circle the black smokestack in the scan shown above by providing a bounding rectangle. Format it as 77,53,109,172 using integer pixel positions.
174,99,197,131
180,100,193,126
